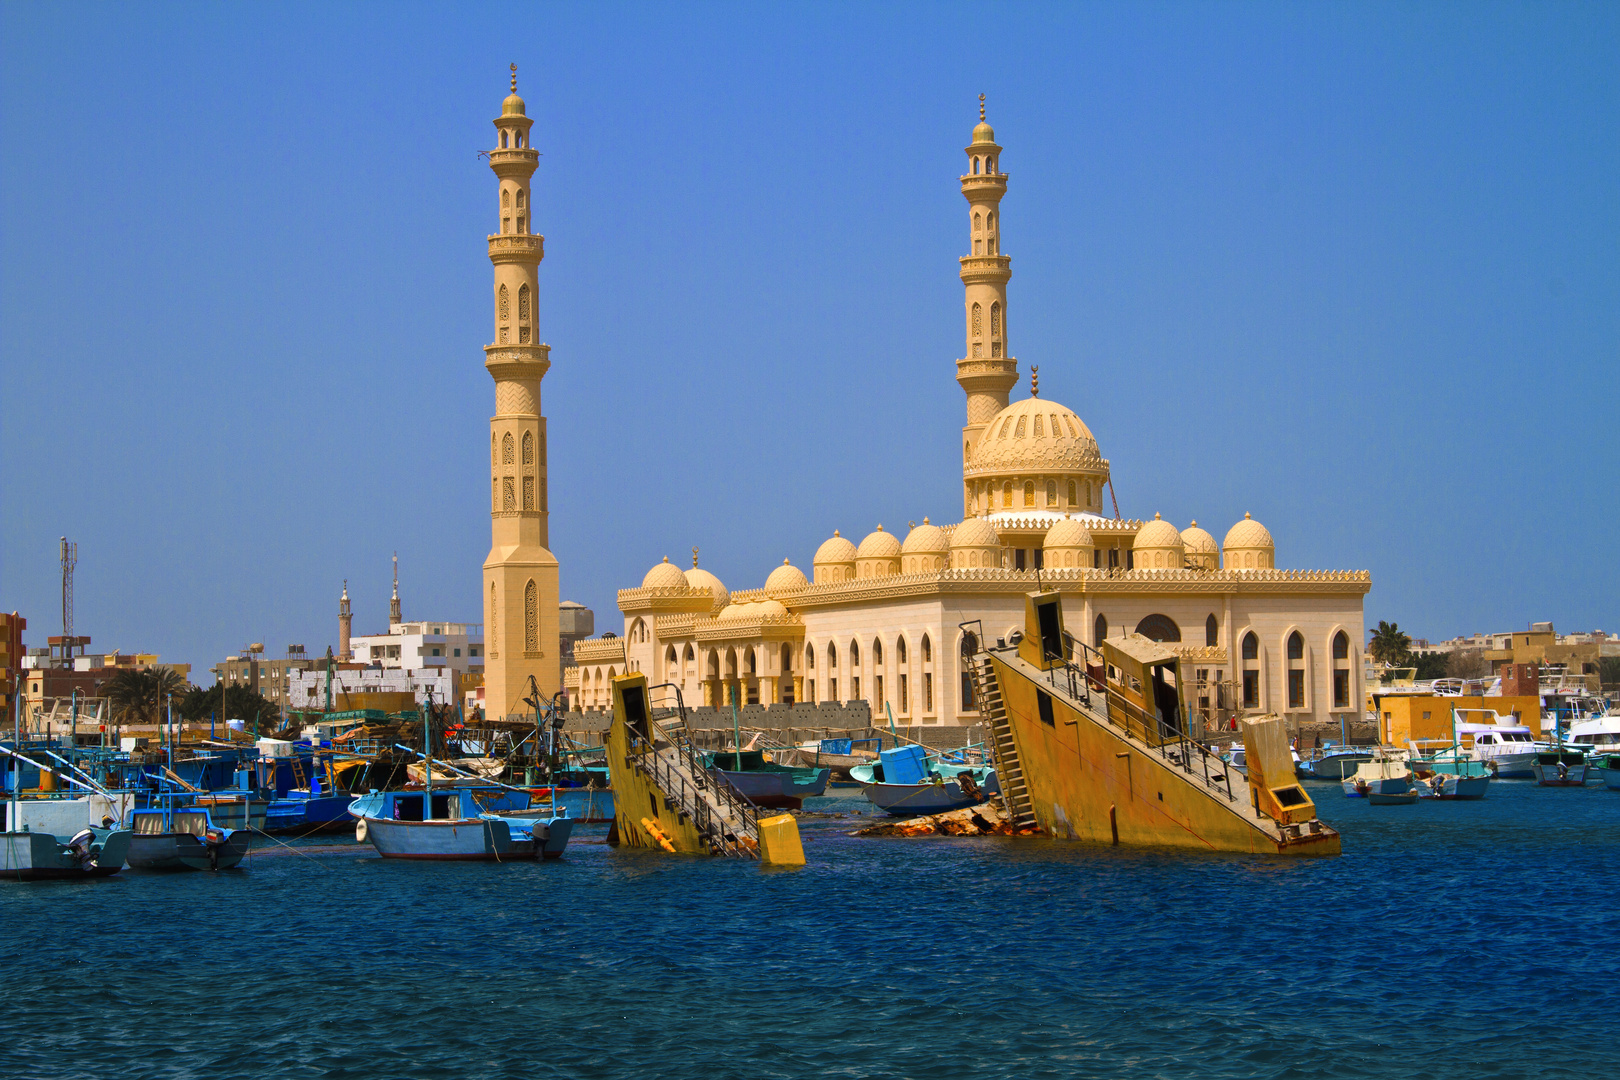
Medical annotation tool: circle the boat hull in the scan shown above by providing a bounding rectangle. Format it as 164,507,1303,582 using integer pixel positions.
1,830,131,880
859,774,998,817
1342,775,1411,798
1531,759,1589,786
359,814,573,860
1415,773,1490,800
1483,752,1537,780
714,766,830,809
126,829,250,870
1298,753,1371,781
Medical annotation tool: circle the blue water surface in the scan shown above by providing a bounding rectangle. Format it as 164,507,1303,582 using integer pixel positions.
2,780,1616,1080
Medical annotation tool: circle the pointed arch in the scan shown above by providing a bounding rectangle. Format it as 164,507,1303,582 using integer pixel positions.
501,432,515,465
1206,614,1219,647
518,283,530,320
971,302,982,337
921,634,931,662
522,431,534,466
523,579,538,653
498,284,510,321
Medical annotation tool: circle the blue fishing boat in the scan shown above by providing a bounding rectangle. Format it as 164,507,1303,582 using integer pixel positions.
349,787,573,861
525,785,615,823
700,751,830,809
127,801,251,870
1,824,132,881
851,745,999,817
1594,754,1620,791
1295,743,1373,781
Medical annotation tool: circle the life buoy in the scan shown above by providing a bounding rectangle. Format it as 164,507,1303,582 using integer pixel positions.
355,818,369,843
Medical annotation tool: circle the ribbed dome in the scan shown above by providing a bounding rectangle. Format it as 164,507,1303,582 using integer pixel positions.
1180,521,1219,555
951,518,1000,549
968,397,1104,477
1042,517,1094,549
901,519,948,554
642,557,687,589
1134,513,1184,550
684,566,729,610
856,526,901,559
1224,512,1275,551
763,559,808,598
814,531,857,565
754,599,788,617
502,93,526,117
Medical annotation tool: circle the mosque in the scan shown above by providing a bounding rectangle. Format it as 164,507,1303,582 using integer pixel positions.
565,100,1371,731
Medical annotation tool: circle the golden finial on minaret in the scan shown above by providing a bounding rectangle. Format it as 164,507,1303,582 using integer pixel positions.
692,546,700,568
1030,365,1039,398
979,93,986,122
510,63,518,93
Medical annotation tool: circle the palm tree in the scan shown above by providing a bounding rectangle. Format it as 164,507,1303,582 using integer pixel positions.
1367,621,1413,667
103,667,191,726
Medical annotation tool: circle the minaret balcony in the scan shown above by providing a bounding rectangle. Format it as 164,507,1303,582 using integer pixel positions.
484,342,551,382
488,233,545,264
488,147,540,176
959,254,1012,285
959,173,1009,200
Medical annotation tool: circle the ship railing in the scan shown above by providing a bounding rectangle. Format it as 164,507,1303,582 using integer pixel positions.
996,639,1236,804
625,682,760,857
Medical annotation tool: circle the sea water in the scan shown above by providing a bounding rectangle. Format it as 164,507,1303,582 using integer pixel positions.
2,780,1616,1079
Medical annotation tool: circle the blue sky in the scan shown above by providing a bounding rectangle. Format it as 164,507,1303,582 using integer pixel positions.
2,2,1615,671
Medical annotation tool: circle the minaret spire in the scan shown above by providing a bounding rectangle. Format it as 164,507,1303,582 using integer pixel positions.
956,97,1017,515
390,553,401,625
339,580,353,660
483,66,561,719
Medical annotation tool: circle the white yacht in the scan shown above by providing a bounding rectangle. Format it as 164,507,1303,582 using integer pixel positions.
1566,710,1620,753
1451,709,1539,779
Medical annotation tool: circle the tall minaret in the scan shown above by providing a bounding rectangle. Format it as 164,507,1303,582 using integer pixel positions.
955,95,1018,468
389,553,402,626
482,65,560,720
338,580,352,660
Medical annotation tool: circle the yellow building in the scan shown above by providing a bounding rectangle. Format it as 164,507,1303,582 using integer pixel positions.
569,104,1371,732
481,67,561,721
1375,694,1541,744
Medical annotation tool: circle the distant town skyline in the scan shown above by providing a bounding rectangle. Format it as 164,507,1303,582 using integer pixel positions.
2,3,1615,673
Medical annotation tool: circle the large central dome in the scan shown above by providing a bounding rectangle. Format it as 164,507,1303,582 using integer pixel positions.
967,397,1105,476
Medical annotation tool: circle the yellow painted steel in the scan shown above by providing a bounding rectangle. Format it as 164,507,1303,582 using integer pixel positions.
990,592,1339,856
1240,715,1318,825
606,673,709,854
756,813,805,867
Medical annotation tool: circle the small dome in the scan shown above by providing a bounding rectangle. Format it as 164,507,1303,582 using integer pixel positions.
1224,512,1275,551
764,559,808,598
717,602,746,621
1043,517,1094,550
684,566,729,610
856,526,901,559
951,518,1000,549
642,557,687,590
754,598,788,618
901,518,948,554
1134,513,1184,551
1180,520,1219,555
502,93,526,117
814,530,857,566
971,120,995,144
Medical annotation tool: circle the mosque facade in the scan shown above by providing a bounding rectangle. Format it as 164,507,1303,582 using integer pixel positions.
566,104,1370,730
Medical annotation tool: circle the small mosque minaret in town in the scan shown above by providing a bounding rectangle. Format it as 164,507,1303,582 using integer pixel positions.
338,580,352,660
482,65,560,719
389,553,402,626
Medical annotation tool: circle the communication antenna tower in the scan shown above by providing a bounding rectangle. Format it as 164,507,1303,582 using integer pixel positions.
59,537,77,640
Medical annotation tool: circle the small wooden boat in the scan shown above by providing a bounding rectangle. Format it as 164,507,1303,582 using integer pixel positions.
350,787,573,861
701,751,830,809
1,825,132,881
127,804,251,870
773,738,880,782
1530,750,1588,787
1343,756,1411,799
1367,790,1419,806
851,745,999,817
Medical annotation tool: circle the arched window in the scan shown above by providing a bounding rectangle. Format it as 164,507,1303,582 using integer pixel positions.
1242,632,1259,660
1332,631,1351,708
521,431,533,465
922,635,931,662
516,131,524,148
898,637,907,664
1024,481,1035,507
961,630,978,657
873,639,883,665
501,433,514,465
974,212,982,231
1068,480,1077,506
1241,631,1261,708
498,284,510,321
518,283,530,321
501,130,509,148
987,211,995,230
522,476,534,510
987,157,996,173
1134,614,1181,643
1085,481,1092,506
806,644,815,669
991,302,1001,337
1287,631,1306,708
850,640,860,666
827,642,837,667
1206,614,1219,647
502,476,515,511
488,582,497,656
1332,631,1350,660
1014,415,1025,438
1033,415,1044,437
1002,480,1012,506
1094,614,1108,647
516,189,525,209
502,190,510,208
1046,480,1056,505
972,156,980,174
523,579,538,653
746,649,756,675
971,302,982,337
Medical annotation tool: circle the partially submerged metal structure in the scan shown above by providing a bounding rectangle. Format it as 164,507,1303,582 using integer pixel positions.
969,590,1339,855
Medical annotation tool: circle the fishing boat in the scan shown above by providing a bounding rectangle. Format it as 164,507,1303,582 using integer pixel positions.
773,738,881,782
1,824,133,881
850,745,999,817
1367,790,1419,806
699,750,830,809
349,787,573,860
1411,759,1491,800
126,802,252,870
525,785,615,823
1593,754,1620,791
1296,743,1374,781
1343,755,1411,799
1449,709,1540,779
263,788,356,834
1530,750,1588,787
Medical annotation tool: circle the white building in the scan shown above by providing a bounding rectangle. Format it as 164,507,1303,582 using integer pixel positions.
348,621,484,677
285,666,457,712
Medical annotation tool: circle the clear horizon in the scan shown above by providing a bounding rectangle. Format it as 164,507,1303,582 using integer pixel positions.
3,2,1615,675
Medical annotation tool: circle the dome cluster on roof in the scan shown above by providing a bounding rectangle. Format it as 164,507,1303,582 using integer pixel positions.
1223,512,1275,570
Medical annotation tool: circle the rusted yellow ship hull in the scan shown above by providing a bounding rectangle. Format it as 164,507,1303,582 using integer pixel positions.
990,655,1340,856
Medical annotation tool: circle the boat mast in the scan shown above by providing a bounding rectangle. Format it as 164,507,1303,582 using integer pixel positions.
422,688,433,821
10,686,19,831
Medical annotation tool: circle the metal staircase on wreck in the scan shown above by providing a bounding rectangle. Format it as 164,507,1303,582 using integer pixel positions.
640,704,761,857
967,652,1039,833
